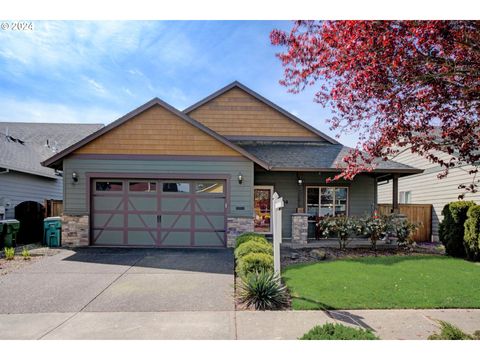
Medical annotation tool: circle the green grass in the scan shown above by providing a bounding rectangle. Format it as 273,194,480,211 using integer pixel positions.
283,255,480,310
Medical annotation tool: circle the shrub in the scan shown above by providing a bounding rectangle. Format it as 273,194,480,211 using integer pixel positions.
428,320,475,340
318,216,362,250
238,271,288,310
21,247,31,260
360,214,390,250
391,217,419,248
439,201,475,258
236,252,274,278
4,247,15,260
234,240,273,259
235,232,268,249
300,323,379,340
464,205,480,261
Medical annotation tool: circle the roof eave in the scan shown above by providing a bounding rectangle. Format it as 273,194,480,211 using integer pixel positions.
268,167,423,175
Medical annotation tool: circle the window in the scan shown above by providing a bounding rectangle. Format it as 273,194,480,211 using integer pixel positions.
195,182,224,194
306,186,349,220
306,186,348,238
129,181,156,192
95,181,123,192
400,191,412,204
162,182,190,193
254,186,273,234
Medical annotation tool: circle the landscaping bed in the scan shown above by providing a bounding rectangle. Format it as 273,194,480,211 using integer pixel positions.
281,242,445,267
0,245,60,276
283,254,480,310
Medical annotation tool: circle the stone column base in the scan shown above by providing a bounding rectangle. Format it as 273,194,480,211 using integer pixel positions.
226,217,254,248
292,213,309,245
62,214,89,247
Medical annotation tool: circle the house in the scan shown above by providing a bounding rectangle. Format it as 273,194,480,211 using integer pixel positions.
0,122,103,243
42,82,421,248
378,146,480,242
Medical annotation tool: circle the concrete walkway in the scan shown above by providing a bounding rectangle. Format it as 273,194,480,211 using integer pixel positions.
1,309,479,340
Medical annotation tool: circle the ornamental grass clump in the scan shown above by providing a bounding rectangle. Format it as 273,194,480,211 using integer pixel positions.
4,247,15,260
428,320,479,340
300,323,379,340
317,216,362,250
238,271,289,310
21,247,31,260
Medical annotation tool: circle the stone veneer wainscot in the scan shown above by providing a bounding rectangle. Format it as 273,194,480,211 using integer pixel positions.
62,214,89,247
226,217,254,247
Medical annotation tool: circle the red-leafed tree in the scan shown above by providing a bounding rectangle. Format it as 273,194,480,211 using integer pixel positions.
271,21,480,196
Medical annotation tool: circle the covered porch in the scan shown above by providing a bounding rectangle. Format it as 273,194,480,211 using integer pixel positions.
253,169,417,245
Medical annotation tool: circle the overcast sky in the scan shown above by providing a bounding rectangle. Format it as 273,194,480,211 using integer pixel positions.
0,20,357,146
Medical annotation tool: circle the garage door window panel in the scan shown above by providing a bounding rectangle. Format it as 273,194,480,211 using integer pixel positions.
162,182,191,193
95,181,123,192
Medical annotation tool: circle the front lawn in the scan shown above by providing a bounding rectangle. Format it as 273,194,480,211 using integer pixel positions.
283,255,480,310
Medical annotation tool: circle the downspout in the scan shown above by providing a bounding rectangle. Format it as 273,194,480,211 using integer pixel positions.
0,168,10,175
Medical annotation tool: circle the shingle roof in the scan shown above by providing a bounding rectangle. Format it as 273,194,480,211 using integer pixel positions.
236,141,422,174
0,122,103,178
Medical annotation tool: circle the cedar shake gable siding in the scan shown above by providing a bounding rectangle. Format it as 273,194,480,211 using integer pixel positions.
186,87,323,140
74,105,242,157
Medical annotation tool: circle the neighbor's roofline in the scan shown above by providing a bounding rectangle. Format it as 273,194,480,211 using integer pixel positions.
183,81,340,145
0,164,61,179
41,97,271,170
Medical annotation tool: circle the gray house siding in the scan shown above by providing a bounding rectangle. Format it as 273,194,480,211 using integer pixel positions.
378,164,480,241
63,157,254,218
0,170,62,219
255,171,376,239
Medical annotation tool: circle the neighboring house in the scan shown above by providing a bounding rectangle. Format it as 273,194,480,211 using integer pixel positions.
42,81,421,248
378,146,480,242
0,122,103,242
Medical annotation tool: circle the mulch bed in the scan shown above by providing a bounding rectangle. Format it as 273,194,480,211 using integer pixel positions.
281,242,445,267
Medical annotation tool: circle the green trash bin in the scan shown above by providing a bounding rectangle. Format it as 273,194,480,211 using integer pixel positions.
0,222,4,248
0,219,20,248
44,217,62,247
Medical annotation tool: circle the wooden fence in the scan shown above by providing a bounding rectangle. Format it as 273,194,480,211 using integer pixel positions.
44,199,63,217
378,203,432,242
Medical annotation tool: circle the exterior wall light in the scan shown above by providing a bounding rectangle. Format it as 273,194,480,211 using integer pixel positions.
238,172,243,184
72,171,79,183
297,179,303,185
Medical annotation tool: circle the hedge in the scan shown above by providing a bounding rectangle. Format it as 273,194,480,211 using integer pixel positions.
464,205,480,261
236,252,274,278
439,201,475,258
235,232,268,249
234,240,273,259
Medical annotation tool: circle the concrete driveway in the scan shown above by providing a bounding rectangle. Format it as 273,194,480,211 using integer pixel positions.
0,248,234,314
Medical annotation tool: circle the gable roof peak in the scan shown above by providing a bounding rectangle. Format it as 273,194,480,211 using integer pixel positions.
183,81,339,145
41,96,270,170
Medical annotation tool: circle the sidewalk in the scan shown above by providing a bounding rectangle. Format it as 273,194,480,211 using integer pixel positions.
1,309,479,340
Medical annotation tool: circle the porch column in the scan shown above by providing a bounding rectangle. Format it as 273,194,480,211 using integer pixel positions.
291,213,308,245
392,174,399,214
